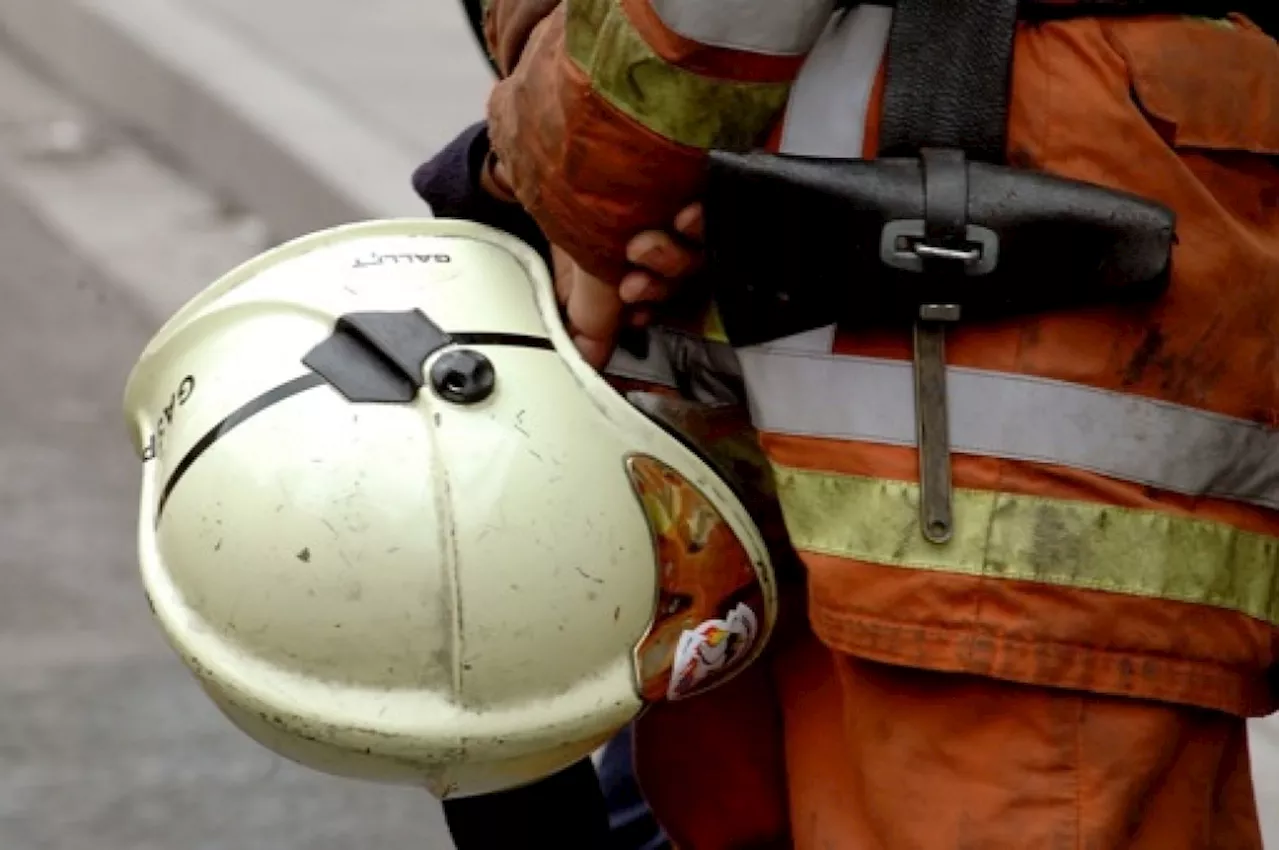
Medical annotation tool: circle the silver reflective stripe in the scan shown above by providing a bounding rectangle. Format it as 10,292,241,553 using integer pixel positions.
649,0,836,56
738,346,1280,509
779,4,893,157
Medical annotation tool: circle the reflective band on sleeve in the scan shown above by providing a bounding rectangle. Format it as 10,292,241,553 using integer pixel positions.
774,465,1279,624
739,348,1280,509
567,0,793,149
649,0,836,56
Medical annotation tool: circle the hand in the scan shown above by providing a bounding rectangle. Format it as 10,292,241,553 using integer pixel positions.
619,203,705,321
552,201,706,369
483,0,561,78
492,152,703,297
552,246,624,369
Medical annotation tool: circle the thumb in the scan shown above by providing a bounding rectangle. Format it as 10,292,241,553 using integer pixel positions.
564,269,623,369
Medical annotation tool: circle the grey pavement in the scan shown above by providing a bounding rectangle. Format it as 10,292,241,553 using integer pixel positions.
0,41,453,850
185,0,493,156
0,0,494,239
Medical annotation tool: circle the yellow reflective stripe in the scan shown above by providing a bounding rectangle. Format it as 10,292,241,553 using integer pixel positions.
774,465,1280,624
1193,16,1236,29
565,0,792,149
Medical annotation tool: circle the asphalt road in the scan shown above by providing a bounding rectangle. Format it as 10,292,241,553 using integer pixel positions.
0,177,452,850
0,2,470,843
186,0,493,156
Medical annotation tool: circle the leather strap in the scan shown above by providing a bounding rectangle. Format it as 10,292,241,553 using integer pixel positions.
878,0,1021,164
922,148,968,245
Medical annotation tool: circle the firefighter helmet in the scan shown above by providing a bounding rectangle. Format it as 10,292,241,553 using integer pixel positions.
122,218,776,798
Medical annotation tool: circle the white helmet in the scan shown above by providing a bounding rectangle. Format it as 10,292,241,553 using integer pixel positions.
122,218,776,798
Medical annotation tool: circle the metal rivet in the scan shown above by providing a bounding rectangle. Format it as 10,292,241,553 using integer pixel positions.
430,349,495,404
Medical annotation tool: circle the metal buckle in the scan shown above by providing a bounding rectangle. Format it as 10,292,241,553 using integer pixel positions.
879,220,1000,276
878,218,999,545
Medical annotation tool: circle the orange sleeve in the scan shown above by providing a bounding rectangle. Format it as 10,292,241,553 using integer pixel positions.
485,0,817,282
482,0,560,78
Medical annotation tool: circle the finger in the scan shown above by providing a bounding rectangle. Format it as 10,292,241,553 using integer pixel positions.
554,267,574,306
625,231,703,279
550,246,577,306
619,270,677,305
564,272,623,368
573,333,616,369
627,307,653,327
674,202,705,242
565,271,622,341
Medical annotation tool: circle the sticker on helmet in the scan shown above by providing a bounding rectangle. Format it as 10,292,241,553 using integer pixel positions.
627,454,767,703
667,603,759,700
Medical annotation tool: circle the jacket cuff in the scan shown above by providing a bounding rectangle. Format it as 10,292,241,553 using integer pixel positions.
411,121,550,263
